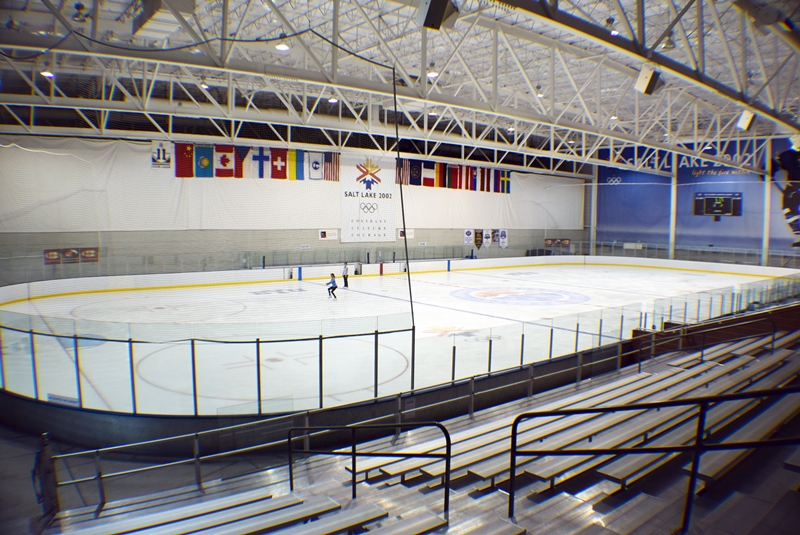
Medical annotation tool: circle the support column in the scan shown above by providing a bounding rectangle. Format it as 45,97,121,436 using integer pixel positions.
761,139,772,266
669,152,678,259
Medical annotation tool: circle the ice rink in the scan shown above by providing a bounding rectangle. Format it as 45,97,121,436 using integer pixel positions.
0,262,780,415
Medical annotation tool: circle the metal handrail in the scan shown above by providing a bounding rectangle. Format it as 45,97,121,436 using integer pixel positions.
507,384,800,533
44,308,797,516
287,423,451,521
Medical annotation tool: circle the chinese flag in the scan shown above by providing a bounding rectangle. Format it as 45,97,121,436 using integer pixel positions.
175,143,194,178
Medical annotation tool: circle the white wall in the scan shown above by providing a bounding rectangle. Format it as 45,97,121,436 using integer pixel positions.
0,137,585,233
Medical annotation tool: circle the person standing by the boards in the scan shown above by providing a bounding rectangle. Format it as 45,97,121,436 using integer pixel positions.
342,262,349,288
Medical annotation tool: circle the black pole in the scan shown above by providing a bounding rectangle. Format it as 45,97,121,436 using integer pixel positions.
256,339,262,415
191,339,198,416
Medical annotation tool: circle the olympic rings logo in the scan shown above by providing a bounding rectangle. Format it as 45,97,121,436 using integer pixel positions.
361,202,378,213
606,176,622,185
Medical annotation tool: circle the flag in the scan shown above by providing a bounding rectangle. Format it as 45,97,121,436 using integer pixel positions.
308,152,324,179
422,161,435,187
447,164,461,189
500,170,511,193
435,163,447,187
250,147,270,178
483,230,492,246
288,149,305,180
175,143,194,178
474,229,484,248
493,169,501,193
465,166,476,190
409,160,423,186
499,229,508,249
271,148,288,179
396,158,410,185
324,152,340,181
479,168,491,191
194,145,214,177
213,145,248,178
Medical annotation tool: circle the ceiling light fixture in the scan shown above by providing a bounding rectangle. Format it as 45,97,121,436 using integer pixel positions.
275,32,290,51
427,62,439,79
660,32,676,50
328,94,338,104
610,115,617,120
507,127,515,133
535,84,544,98
200,79,209,90
428,110,438,117
606,17,619,36
72,2,88,23
40,68,55,79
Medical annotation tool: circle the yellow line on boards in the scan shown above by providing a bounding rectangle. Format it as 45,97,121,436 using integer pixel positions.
0,261,785,307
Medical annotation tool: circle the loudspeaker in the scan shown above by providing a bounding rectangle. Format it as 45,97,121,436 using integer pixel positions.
634,66,665,95
736,110,755,131
416,0,459,31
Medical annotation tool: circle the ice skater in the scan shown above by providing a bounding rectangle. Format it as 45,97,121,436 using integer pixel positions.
342,262,349,288
327,273,338,299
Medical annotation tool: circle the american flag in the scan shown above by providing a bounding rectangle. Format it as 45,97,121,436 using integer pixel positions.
396,158,410,185
323,152,340,181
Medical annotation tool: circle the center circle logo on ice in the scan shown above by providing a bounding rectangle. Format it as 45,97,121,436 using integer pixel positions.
450,287,590,306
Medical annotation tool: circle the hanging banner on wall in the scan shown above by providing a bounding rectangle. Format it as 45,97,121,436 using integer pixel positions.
483,230,492,247
499,229,508,249
340,154,396,242
464,229,473,244
474,229,484,248
151,141,171,169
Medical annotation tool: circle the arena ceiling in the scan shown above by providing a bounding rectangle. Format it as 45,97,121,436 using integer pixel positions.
1,0,799,175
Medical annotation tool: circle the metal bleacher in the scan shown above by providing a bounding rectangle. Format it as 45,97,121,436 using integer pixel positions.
41,321,800,535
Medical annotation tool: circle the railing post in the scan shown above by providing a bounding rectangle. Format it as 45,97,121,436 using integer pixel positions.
255,338,262,415
576,352,582,383
193,433,203,492
94,450,106,517
508,417,520,518
374,330,379,398
128,338,137,414
451,345,456,383
351,428,357,500
598,318,603,347
519,333,525,366
527,364,534,397
395,394,402,437
34,433,60,522
190,339,198,416
303,412,310,451
650,332,655,361
410,325,416,391
681,401,708,534
318,335,323,409
29,329,39,400
487,337,493,373
469,377,475,417
548,328,553,359
616,342,622,370
73,335,82,408
619,314,625,342
574,322,580,353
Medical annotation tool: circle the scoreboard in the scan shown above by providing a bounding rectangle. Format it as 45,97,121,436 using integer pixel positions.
693,192,743,217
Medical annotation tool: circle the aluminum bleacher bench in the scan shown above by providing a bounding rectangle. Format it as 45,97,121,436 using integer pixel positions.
179,497,343,535
783,447,800,474
54,488,282,535
345,372,653,481
261,502,387,535
597,352,800,488
363,510,446,535
376,372,664,482
464,356,758,487
523,349,797,489
684,388,800,487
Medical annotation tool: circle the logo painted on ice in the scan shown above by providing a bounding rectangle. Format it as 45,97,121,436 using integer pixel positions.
450,287,590,306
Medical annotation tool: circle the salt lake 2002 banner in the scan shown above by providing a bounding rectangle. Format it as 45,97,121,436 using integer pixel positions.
340,154,396,242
